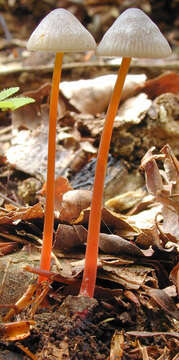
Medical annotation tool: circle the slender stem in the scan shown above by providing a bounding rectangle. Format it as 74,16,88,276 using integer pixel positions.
79,57,131,297
39,52,64,283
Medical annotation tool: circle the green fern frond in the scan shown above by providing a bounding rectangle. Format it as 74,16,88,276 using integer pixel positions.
0,87,20,101
0,97,35,111
0,87,35,111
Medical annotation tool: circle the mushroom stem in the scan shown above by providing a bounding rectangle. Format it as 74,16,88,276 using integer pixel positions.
80,57,131,297
39,52,64,283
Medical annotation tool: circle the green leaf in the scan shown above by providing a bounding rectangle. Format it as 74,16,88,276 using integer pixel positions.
0,87,19,101
0,97,35,111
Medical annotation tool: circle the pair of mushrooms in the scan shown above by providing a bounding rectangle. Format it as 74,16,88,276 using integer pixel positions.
27,8,171,297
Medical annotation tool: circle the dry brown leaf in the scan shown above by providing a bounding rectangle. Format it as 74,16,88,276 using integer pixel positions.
105,188,146,213
0,202,43,224
99,233,144,257
54,224,87,251
169,263,179,295
55,224,144,257
127,331,179,339
60,74,147,115
39,341,70,360
109,330,124,360
6,124,74,177
40,176,73,210
141,147,179,243
116,93,152,125
161,144,179,178
0,241,18,255
0,320,35,341
25,266,77,285
99,264,157,290
12,83,51,130
148,288,179,320
3,283,37,322
141,72,179,99
73,207,140,238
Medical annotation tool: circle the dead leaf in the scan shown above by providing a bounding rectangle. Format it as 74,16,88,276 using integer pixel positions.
0,202,43,224
54,224,87,251
127,331,179,339
12,83,51,130
99,264,157,290
170,263,179,295
73,207,140,238
60,74,147,115
148,288,179,320
99,233,144,257
3,283,37,322
105,188,146,213
24,266,77,285
39,341,70,360
141,72,179,99
40,176,73,210
109,330,124,360
141,147,164,196
0,320,35,341
6,123,74,177
0,241,18,255
116,93,152,125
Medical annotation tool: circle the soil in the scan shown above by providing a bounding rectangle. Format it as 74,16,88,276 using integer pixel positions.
1,289,178,359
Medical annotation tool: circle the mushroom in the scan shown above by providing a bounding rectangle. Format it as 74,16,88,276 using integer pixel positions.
27,9,96,282
79,8,172,297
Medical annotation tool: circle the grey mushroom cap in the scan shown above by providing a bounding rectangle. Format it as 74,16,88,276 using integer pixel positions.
97,8,172,59
27,8,96,53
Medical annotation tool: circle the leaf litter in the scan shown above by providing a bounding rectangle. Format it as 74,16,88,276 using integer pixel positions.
0,13,179,359
1,126,179,359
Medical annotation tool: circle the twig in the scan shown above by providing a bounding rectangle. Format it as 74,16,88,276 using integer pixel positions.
0,191,21,207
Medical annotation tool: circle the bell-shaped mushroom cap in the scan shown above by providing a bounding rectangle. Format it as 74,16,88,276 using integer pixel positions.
27,8,96,52
97,8,171,58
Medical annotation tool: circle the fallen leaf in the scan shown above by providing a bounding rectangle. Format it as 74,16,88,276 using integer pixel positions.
127,331,179,339
105,188,146,213
3,283,37,322
0,320,35,341
40,176,73,210
11,83,51,130
0,202,43,224
39,341,70,360
0,241,18,255
148,288,179,320
170,263,179,295
54,224,87,251
109,330,124,360
73,207,140,238
141,72,179,99
99,233,144,257
99,264,157,290
60,74,147,115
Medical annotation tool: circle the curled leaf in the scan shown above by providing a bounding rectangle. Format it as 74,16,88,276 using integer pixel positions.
148,288,179,320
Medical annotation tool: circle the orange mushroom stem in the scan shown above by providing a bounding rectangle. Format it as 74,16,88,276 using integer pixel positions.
80,6,171,298
80,57,131,297
27,9,96,283
39,52,63,282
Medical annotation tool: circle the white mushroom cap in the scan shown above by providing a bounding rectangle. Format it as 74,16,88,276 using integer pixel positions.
27,8,96,52
97,8,171,58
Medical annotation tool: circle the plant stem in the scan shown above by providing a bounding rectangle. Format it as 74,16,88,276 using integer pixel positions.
39,52,64,283
79,57,131,297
